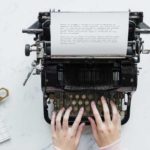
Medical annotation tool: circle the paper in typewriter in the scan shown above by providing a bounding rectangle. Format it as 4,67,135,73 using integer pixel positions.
51,11,129,58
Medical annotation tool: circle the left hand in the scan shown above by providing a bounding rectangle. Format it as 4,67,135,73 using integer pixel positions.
51,106,85,150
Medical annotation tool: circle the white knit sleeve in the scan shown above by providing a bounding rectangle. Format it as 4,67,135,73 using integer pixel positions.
52,145,61,150
99,139,126,150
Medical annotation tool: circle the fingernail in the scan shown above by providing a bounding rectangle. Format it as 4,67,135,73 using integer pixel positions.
91,101,95,105
101,96,106,102
82,123,85,126
101,96,104,99
80,107,84,111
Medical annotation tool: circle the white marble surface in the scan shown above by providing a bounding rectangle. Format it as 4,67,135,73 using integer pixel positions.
0,0,150,149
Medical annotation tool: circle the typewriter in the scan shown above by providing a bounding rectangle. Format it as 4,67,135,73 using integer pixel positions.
22,10,150,125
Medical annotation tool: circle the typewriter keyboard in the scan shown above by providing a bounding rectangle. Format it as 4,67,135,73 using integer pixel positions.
49,91,127,123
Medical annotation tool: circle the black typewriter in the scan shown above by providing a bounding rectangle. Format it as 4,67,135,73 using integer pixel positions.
22,10,150,125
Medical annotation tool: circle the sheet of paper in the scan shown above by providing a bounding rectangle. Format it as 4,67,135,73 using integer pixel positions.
0,119,10,143
51,11,129,58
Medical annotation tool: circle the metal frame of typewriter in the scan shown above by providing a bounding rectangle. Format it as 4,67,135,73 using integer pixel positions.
22,10,150,125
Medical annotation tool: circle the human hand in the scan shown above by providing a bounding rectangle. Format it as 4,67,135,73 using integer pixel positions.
51,107,85,150
88,96,121,148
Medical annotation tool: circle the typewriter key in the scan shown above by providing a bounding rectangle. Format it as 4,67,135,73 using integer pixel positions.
85,100,89,105
88,94,93,100
81,94,86,100
73,106,78,112
75,94,80,99
69,94,73,99
72,100,76,105
86,106,91,112
78,99,83,105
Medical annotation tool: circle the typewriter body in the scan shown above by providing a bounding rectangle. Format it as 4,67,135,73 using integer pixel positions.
23,10,150,125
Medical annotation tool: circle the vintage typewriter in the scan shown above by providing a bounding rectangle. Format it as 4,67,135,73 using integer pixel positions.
22,10,150,125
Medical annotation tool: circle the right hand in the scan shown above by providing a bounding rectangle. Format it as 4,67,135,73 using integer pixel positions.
51,107,85,150
88,96,121,147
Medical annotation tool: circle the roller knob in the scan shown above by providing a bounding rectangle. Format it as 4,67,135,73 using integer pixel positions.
25,44,31,56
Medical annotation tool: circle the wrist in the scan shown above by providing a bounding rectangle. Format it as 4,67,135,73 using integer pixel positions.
53,146,77,150
99,139,121,150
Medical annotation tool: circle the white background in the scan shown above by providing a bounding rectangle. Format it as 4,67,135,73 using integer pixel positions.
0,0,150,150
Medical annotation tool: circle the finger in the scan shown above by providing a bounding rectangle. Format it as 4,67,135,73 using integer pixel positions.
63,106,72,131
91,101,103,126
101,96,111,124
75,122,85,144
88,117,98,140
51,111,56,134
72,107,84,132
110,100,121,124
56,107,65,130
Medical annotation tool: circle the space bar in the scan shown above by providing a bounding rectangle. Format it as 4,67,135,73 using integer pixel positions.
64,85,116,91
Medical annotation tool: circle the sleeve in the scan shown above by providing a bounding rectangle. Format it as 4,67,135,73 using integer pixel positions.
99,139,123,150
52,146,61,150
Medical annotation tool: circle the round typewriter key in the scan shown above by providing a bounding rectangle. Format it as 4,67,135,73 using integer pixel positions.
69,94,73,99
75,94,80,99
86,106,91,112
81,94,86,100
72,100,76,105
88,94,93,100
85,100,89,105
73,106,78,112
78,99,83,105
